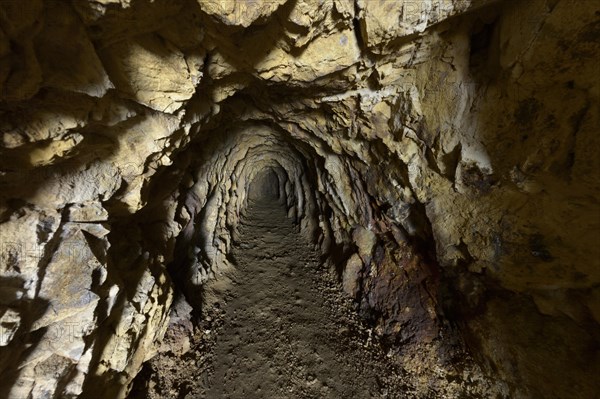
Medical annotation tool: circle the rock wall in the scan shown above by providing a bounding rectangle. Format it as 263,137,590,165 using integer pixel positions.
0,0,598,398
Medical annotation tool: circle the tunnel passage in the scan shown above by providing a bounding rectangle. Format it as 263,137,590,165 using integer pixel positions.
201,175,407,398
129,122,463,398
247,167,283,204
174,124,341,301
127,123,444,398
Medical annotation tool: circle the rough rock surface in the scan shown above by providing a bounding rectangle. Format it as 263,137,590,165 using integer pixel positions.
131,194,499,398
0,0,598,398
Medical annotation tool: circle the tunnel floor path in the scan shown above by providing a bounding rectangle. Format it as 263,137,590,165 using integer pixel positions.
204,198,401,398
128,196,408,399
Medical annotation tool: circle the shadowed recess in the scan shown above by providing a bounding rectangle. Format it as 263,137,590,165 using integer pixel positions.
247,167,283,203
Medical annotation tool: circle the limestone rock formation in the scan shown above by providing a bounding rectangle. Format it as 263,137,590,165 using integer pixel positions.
0,0,598,398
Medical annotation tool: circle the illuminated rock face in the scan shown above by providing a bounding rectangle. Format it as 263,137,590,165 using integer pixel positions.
0,1,598,398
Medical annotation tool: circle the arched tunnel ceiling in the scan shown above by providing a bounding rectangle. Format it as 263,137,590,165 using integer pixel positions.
0,0,599,398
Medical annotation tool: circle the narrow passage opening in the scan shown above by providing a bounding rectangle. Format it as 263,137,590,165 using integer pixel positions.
247,167,281,204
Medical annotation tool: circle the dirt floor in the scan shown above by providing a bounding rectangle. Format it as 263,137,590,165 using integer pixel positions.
129,196,410,399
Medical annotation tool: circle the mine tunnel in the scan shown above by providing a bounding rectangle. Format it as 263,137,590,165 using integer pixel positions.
0,1,599,399
247,167,283,203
